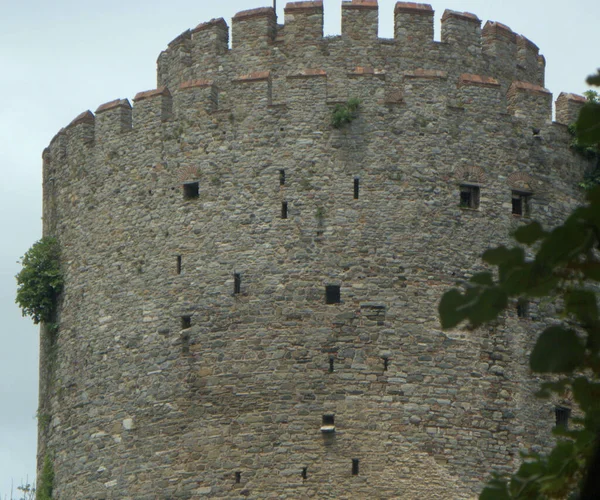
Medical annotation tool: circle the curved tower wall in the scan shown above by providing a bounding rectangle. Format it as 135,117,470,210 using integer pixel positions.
40,2,592,498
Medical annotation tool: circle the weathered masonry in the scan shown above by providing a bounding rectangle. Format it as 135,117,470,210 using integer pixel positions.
40,1,593,498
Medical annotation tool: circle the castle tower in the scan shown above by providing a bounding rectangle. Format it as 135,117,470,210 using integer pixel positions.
39,2,592,498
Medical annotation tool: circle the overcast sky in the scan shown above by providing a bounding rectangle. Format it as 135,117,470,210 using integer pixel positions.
0,0,597,495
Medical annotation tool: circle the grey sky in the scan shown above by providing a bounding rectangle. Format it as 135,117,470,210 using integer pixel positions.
0,0,597,494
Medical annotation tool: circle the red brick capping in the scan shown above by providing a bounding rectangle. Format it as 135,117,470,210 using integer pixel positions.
482,21,516,43
342,0,378,10
394,2,433,15
179,79,215,90
509,81,551,96
459,74,500,88
233,71,271,83
557,92,586,103
168,30,191,49
287,69,327,79
133,87,172,102
456,165,486,184
284,1,323,13
67,110,95,129
349,66,386,76
441,9,480,24
405,69,447,79
517,35,539,53
95,99,131,114
192,18,227,34
233,7,275,21
507,172,534,191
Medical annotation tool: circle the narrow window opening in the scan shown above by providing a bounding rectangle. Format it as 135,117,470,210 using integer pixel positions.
234,273,241,294
176,255,182,275
325,285,341,304
301,467,307,480
279,169,285,186
460,184,480,209
183,181,199,200
322,414,334,426
181,316,191,329
512,191,532,217
352,459,359,476
329,357,334,373
181,332,190,355
281,201,288,219
235,471,241,483
383,357,389,371
354,177,360,199
555,406,571,429
321,414,335,433
517,300,528,318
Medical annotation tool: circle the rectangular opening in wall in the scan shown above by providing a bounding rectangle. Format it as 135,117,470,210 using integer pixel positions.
234,273,241,294
325,285,341,304
517,299,528,318
321,414,335,433
181,316,191,329
512,191,532,217
352,459,359,476
279,169,285,186
183,181,199,200
329,357,334,373
460,184,480,209
235,471,241,483
383,357,389,371
301,467,307,480
281,201,288,219
555,406,571,429
176,255,182,275
354,177,360,199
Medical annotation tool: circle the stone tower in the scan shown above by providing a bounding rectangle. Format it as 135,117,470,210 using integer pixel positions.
40,2,592,498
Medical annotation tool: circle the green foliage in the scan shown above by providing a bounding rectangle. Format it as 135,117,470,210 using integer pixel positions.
36,454,54,500
15,237,63,326
440,183,600,498
573,74,600,190
331,98,360,129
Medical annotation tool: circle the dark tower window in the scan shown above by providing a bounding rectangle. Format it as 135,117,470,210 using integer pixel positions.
354,177,360,199
176,255,182,275
279,169,285,186
460,184,480,209
181,316,191,329
281,201,288,219
235,471,241,483
322,414,334,426
301,467,307,480
352,459,359,476
383,357,389,371
555,406,571,429
325,285,341,304
329,357,335,373
234,273,241,294
183,181,199,200
512,191,532,217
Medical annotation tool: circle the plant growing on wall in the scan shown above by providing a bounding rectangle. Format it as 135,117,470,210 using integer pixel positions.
331,98,360,129
572,84,600,190
36,454,54,500
15,237,63,328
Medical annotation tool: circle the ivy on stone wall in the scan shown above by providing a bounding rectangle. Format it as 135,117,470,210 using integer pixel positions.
15,237,63,329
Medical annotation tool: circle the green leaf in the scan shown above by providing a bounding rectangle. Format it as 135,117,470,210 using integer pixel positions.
565,289,598,325
480,477,511,500
530,326,585,373
588,70,600,87
576,102,600,146
513,221,547,245
470,272,494,286
483,246,523,266
439,289,469,328
536,223,594,268
468,287,508,327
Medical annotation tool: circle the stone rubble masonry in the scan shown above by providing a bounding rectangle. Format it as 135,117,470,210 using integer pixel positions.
40,1,593,499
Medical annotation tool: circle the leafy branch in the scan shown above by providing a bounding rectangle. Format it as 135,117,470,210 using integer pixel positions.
331,98,360,129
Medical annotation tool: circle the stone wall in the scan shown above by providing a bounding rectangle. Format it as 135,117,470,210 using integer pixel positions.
39,2,593,498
